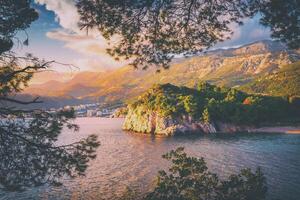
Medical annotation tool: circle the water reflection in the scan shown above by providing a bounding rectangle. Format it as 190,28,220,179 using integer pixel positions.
1,118,300,200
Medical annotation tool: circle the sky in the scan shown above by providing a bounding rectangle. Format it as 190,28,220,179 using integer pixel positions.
15,0,271,72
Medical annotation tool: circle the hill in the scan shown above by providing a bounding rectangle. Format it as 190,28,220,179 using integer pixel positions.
26,72,102,98
240,61,300,96
123,83,300,135
24,40,300,107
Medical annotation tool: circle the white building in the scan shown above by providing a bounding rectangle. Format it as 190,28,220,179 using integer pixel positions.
87,110,97,117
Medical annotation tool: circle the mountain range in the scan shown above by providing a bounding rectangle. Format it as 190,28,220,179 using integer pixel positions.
24,40,300,108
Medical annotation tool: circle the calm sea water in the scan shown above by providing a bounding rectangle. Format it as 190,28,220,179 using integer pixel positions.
1,118,300,200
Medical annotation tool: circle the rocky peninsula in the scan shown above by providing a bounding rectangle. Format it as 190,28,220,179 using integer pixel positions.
122,83,300,136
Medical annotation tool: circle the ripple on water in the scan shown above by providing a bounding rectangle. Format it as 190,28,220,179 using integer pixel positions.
1,118,300,200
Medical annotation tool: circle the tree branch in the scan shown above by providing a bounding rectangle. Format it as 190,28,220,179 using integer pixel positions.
0,96,43,104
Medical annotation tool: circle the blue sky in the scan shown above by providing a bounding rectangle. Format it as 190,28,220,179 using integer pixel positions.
15,4,82,66
16,1,271,72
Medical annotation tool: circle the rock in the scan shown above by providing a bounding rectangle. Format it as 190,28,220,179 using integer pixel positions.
122,106,250,136
111,107,128,118
215,122,250,133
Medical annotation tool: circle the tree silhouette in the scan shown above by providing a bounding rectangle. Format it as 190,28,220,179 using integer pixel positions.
145,147,267,200
0,0,38,54
0,0,99,191
259,0,300,49
77,0,300,70
118,148,268,200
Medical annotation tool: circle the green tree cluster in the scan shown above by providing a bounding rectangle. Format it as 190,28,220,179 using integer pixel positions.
130,82,300,126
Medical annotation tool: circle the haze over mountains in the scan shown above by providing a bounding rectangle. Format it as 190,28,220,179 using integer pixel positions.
24,40,300,108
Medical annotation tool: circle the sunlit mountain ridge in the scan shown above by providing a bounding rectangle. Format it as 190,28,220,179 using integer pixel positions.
24,40,300,108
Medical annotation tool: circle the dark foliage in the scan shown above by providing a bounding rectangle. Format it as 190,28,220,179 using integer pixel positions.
76,0,256,70
259,0,300,49
146,148,267,200
76,0,300,69
0,0,38,54
120,148,268,200
0,0,100,191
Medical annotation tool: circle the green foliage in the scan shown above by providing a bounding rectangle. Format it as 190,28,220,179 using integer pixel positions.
0,57,101,191
129,82,300,126
202,108,211,123
131,83,204,119
144,147,267,200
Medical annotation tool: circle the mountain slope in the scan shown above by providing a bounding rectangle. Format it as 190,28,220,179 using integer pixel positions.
24,40,300,106
26,71,103,98
240,61,300,96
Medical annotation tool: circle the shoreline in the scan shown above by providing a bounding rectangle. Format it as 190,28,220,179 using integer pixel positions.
113,116,300,135
249,126,300,134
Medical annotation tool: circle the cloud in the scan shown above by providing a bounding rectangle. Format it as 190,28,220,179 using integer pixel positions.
46,30,93,42
216,16,271,48
35,0,80,32
35,0,125,70
47,30,125,69
46,29,116,70
35,0,272,70
74,57,127,71
228,22,242,41
47,30,108,55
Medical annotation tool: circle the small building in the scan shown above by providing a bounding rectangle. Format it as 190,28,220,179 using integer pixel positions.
87,110,97,117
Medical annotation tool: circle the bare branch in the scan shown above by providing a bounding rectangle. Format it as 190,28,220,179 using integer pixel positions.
0,96,42,105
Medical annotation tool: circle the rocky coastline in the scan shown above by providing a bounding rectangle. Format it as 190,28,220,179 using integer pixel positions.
121,83,300,136
122,109,300,136
122,109,252,136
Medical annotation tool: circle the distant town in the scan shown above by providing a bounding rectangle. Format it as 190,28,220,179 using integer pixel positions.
47,102,123,118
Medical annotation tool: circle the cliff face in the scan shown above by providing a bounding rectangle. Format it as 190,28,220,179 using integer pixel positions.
123,107,249,136
122,83,300,136
111,107,128,118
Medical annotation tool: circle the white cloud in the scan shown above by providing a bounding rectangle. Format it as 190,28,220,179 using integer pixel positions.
216,16,271,48
35,0,125,70
47,30,125,69
35,0,80,32
74,57,126,71
35,1,272,70
47,30,92,41
47,30,108,55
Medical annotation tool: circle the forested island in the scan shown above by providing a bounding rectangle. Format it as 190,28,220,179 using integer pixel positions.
123,82,300,135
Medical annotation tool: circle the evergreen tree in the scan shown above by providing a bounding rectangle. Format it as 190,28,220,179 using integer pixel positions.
76,0,300,70
0,0,100,191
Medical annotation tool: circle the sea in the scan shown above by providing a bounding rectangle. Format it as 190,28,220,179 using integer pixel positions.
1,118,300,200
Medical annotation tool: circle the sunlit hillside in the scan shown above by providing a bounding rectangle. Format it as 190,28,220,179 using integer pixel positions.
24,40,300,107
241,61,300,96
